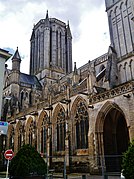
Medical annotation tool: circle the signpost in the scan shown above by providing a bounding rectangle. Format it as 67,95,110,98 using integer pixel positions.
0,121,8,135
4,149,14,179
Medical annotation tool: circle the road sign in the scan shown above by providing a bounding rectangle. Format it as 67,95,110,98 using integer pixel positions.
4,149,14,160
0,121,8,135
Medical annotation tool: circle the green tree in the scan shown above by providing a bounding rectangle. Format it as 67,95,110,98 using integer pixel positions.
122,140,134,179
9,144,47,177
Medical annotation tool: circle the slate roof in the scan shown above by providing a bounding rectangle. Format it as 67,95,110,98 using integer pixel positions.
20,73,42,90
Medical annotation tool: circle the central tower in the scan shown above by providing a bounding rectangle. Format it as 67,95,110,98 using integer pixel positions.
30,11,72,84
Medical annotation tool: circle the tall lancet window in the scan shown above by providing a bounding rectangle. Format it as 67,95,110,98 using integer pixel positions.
57,108,66,151
56,30,58,66
20,91,24,107
18,124,23,150
59,31,62,67
28,120,34,145
37,31,40,71
41,116,48,154
75,101,89,149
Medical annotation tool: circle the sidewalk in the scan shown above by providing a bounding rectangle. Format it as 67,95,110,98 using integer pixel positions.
68,175,120,179
53,173,121,179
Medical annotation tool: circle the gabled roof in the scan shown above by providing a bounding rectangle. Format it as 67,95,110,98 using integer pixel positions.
20,73,42,90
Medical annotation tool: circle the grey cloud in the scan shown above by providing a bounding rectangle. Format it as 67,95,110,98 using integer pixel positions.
0,0,104,41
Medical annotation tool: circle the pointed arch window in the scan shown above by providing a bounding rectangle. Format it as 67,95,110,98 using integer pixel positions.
59,31,62,67
18,126,22,150
20,91,24,107
29,91,32,106
41,116,48,154
18,124,25,150
57,108,65,151
75,102,89,149
56,30,58,65
28,121,34,145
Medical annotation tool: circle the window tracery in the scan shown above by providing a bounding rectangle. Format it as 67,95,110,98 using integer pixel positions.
41,115,48,154
57,108,66,151
75,101,89,149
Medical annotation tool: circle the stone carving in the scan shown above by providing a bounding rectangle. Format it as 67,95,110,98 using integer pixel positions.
87,60,97,94
105,45,118,88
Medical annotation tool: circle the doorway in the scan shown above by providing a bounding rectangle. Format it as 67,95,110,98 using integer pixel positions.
103,108,129,172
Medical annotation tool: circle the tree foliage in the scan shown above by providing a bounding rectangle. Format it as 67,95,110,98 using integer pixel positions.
122,140,134,179
9,144,47,177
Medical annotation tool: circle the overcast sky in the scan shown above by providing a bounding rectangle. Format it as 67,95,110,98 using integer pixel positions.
0,0,110,74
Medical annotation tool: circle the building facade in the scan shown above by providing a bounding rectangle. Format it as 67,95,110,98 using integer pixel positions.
1,0,134,174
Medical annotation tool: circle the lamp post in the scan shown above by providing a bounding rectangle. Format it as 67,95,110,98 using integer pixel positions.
60,95,71,177
44,100,53,177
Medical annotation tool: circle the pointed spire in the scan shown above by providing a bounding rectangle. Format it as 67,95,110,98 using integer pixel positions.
73,62,78,75
12,47,21,61
45,10,50,27
66,20,72,38
12,47,21,71
46,10,49,19
30,27,35,41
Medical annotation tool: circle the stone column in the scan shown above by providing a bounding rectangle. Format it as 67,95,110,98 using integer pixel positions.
40,31,44,70
51,28,57,66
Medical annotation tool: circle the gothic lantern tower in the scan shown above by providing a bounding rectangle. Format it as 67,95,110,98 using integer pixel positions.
30,11,72,85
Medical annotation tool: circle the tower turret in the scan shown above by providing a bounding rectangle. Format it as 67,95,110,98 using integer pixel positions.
10,47,21,97
12,47,21,71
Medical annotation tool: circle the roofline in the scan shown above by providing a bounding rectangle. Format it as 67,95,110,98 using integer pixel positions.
0,48,12,61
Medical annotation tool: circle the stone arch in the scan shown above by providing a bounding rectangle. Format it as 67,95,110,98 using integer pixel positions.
25,116,34,144
95,101,125,133
37,110,48,129
52,103,66,152
119,1,124,10
53,103,65,124
70,96,89,152
37,110,49,153
95,101,129,172
114,6,118,14
56,26,64,34
15,120,23,151
125,0,128,6
71,96,88,117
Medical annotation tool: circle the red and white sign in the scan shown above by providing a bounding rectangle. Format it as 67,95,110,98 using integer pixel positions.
4,149,14,160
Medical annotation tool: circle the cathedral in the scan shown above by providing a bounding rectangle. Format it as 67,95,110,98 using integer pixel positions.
1,0,134,174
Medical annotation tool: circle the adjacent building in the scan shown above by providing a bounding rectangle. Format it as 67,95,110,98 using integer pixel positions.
0,49,11,118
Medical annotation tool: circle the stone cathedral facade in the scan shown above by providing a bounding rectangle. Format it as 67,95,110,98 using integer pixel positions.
1,0,134,174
